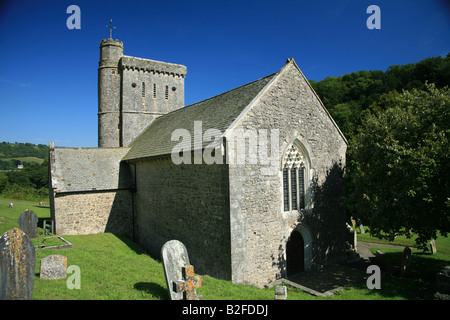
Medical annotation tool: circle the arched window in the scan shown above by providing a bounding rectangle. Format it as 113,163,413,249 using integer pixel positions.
282,143,308,211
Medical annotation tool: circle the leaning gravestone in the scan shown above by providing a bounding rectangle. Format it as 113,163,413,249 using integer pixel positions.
18,209,38,238
430,239,437,254
40,255,67,280
162,240,200,300
162,240,190,300
0,228,36,300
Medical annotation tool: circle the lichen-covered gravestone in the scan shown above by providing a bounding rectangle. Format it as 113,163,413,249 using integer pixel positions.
173,264,203,300
161,240,203,300
275,285,287,300
0,228,36,300
40,255,67,280
18,209,38,238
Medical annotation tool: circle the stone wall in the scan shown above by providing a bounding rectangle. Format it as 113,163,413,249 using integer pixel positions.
49,145,133,237
53,190,133,236
227,60,347,286
98,39,123,148
120,57,186,146
132,157,231,280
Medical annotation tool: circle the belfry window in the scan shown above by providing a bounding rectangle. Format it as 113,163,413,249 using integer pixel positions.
282,144,307,211
153,84,157,98
165,86,169,99
142,82,145,97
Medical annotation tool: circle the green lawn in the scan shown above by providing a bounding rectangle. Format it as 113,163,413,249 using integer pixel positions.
357,224,450,256
1,201,449,300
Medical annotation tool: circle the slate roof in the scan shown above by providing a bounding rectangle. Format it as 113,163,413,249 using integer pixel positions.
50,147,132,193
122,72,277,161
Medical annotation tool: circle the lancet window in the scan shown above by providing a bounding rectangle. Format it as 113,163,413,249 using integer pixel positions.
283,144,306,211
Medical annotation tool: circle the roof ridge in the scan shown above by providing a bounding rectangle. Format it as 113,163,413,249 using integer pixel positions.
186,72,278,108
151,72,278,121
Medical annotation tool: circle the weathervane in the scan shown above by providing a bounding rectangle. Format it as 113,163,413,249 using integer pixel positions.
107,19,116,39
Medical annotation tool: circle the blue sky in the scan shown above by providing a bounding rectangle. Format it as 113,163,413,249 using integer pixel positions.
0,0,449,148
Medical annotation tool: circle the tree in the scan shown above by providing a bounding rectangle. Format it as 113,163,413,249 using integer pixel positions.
349,83,449,250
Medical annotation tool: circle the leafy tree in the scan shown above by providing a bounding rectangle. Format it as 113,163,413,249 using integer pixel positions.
310,53,450,142
349,84,449,250
0,173,8,193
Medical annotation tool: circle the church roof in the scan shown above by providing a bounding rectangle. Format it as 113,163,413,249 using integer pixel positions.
122,72,277,161
50,146,132,193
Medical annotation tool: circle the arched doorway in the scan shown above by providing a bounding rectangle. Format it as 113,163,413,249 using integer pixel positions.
286,230,304,276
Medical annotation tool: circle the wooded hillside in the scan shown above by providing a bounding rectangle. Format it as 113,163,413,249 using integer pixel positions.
0,142,48,170
310,53,450,139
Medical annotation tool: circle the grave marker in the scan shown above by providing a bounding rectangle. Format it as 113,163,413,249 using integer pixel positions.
0,228,36,300
173,264,203,300
401,246,411,277
162,240,199,300
40,255,68,280
18,209,38,238
275,285,287,300
359,224,365,234
430,239,437,254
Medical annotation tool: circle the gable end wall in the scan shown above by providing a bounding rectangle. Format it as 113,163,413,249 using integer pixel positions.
228,62,347,286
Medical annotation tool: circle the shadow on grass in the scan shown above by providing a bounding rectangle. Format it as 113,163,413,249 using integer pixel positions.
134,282,169,300
114,233,149,255
363,250,449,299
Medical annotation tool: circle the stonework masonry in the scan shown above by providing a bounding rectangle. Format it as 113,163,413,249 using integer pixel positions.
227,61,347,285
131,158,231,280
49,38,348,287
98,39,123,148
98,39,187,148
49,144,133,237
53,190,132,236
120,58,186,146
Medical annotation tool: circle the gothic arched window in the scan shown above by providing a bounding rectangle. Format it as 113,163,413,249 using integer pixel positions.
282,144,307,211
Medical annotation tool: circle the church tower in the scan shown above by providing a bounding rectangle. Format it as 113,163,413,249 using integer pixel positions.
98,38,123,148
98,37,187,148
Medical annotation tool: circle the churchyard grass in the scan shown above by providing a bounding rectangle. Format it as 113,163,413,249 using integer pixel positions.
0,200,50,235
356,225,450,256
1,201,449,300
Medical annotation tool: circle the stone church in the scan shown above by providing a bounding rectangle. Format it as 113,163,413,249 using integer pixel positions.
49,37,348,286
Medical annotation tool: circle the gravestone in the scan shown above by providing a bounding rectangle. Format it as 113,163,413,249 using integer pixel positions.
430,239,437,254
275,285,287,300
18,209,38,238
400,246,411,277
0,228,36,300
162,240,201,300
359,224,365,234
40,255,67,280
